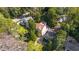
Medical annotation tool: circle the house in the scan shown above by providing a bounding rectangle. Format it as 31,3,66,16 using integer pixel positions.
36,22,48,36
20,16,33,25
13,16,33,26
19,16,33,28
12,11,32,24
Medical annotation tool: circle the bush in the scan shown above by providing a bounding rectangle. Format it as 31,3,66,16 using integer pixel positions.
27,40,43,51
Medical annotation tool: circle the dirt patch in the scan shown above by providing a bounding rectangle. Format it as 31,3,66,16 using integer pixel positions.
0,33,27,51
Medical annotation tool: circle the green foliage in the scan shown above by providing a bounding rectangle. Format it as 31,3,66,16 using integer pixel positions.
51,38,58,50
27,40,43,51
1,7,79,51
27,19,37,41
28,19,36,32
35,30,41,37
0,7,26,18
16,25,28,40
28,31,37,41
48,8,58,17
55,30,67,50
17,26,28,36
0,13,28,41
61,23,70,33
34,12,41,23
0,8,10,18
0,13,16,33
60,8,79,43
42,8,59,28
42,38,53,51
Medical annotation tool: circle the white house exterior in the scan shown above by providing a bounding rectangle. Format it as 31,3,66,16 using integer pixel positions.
41,24,48,36
36,22,48,36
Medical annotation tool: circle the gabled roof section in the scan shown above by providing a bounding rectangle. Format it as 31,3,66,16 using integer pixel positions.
36,22,46,30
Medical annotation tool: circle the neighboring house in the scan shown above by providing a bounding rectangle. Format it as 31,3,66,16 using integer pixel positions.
20,16,33,25
12,16,33,27
12,12,32,25
58,15,67,22
36,22,48,36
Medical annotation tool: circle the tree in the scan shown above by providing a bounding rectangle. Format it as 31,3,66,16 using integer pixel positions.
35,29,41,37
0,8,10,18
28,31,37,41
0,13,16,33
55,30,67,50
16,25,28,40
42,38,53,51
28,19,37,41
27,40,43,51
0,13,29,41
42,8,59,28
28,19,36,32
17,26,28,35
62,8,79,43
34,12,41,23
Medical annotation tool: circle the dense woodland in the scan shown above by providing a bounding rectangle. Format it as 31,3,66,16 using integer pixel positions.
0,7,79,51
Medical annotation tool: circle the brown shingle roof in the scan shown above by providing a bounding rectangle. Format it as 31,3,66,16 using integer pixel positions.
36,22,45,30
